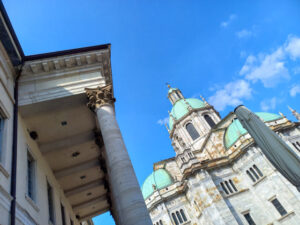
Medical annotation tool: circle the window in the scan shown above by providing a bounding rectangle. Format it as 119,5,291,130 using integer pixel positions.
244,213,256,225
204,115,216,128
47,182,55,224
171,209,188,224
61,203,66,225
180,209,187,222
188,152,193,159
155,220,163,225
292,142,300,151
0,115,4,161
70,219,74,225
246,165,263,183
186,123,200,140
27,151,35,200
181,157,186,163
271,198,287,216
171,213,179,225
220,179,238,195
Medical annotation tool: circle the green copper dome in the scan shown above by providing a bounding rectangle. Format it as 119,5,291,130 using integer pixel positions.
141,169,173,199
224,112,282,149
169,98,205,130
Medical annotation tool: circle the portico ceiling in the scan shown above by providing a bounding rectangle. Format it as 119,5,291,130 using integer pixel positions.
19,93,110,221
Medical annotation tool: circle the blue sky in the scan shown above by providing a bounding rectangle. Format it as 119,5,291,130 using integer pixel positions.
3,0,300,224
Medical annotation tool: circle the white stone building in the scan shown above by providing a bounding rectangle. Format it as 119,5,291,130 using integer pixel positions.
0,2,151,225
142,86,300,225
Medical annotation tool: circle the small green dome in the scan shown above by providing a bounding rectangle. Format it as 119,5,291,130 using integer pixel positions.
141,169,173,199
224,112,282,149
169,98,205,130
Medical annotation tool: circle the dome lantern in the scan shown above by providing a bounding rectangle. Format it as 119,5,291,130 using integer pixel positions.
167,84,184,105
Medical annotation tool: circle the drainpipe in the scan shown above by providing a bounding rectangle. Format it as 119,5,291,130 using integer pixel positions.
10,63,23,225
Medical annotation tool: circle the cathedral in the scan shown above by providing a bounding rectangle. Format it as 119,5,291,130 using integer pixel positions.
142,86,300,225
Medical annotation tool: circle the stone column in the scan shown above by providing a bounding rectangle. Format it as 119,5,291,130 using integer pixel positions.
86,85,152,225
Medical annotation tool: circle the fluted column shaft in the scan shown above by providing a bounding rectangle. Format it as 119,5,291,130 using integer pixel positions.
86,85,152,225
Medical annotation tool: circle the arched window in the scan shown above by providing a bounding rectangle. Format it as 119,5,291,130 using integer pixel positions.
221,182,229,194
225,181,233,193
204,115,216,128
253,165,263,177
229,180,238,192
180,209,187,222
186,123,200,140
171,213,179,225
176,211,183,223
250,168,259,180
247,170,255,182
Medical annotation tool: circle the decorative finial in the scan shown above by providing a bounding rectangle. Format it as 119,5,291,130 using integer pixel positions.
279,112,285,118
200,95,208,104
164,123,170,133
166,82,171,89
288,105,294,112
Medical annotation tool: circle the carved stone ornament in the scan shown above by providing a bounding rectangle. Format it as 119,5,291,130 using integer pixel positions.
85,84,115,111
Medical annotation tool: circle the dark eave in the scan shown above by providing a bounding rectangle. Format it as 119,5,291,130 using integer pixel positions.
0,0,24,65
24,44,111,61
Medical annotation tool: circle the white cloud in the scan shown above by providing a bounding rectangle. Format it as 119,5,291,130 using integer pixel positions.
157,117,169,126
260,97,277,111
285,36,300,60
290,85,300,97
240,47,290,87
293,66,300,74
220,14,236,28
208,80,252,111
236,29,252,38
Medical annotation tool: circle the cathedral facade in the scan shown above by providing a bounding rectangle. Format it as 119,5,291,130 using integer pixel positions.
142,86,300,225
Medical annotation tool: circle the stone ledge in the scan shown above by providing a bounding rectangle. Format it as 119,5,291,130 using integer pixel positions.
253,175,267,186
25,194,40,212
0,162,9,178
277,211,295,222
225,188,249,198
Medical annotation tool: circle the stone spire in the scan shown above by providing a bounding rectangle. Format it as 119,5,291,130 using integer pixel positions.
288,106,300,121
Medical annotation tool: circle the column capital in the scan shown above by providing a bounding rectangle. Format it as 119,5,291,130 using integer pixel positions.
85,85,115,111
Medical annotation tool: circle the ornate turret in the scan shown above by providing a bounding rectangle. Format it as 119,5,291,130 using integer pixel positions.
288,106,300,122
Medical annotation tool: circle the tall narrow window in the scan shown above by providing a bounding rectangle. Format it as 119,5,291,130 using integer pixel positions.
186,123,200,140
229,180,238,192
247,170,255,182
271,198,287,216
292,143,300,151
176,211,183,223
180,209,187,222
297,141,300,147
27,151,35,200
171,213,179,225
159,220,163,225
70,219,74,225
244,213,256,225
221,182,229,194
47,182,55,224
253,165,263,177
0,115,4,160
204,115,215,128
61,203,66,225
225,181,233,193
250,168,259,180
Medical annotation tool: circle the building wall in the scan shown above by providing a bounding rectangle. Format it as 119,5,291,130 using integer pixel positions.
0,41,15,225
0,37,81,225
147,119,300,225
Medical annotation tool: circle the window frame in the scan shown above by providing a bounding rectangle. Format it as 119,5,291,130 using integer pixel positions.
204,114,216,128
243,212,256,225
185,122,200,141
270,198,287,216
47,181,55,224
27,148,36,202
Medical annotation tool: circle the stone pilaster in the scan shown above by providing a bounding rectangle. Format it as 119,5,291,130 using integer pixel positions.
85,85,152,225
